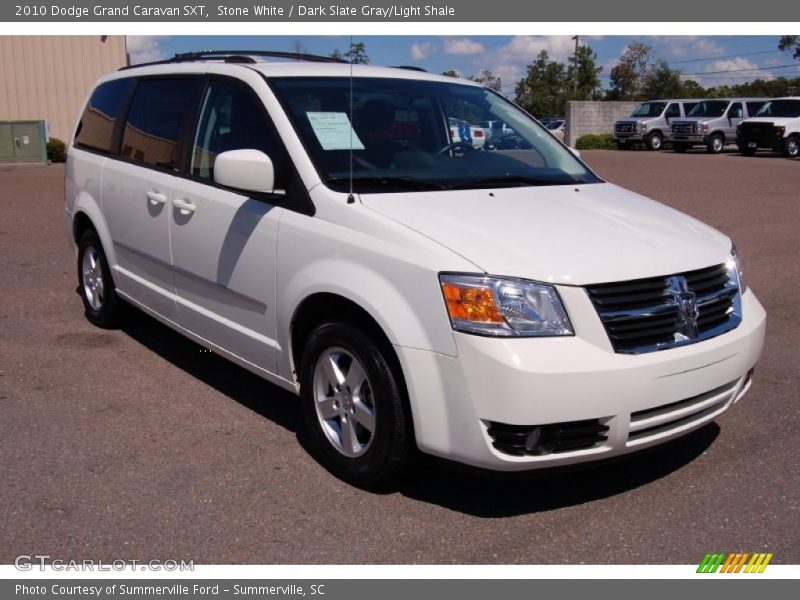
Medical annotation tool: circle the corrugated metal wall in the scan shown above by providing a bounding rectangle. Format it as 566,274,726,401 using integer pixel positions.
0,36,127,143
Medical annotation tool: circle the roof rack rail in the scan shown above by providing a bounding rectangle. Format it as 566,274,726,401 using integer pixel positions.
120,50,348,70
391,65,428,72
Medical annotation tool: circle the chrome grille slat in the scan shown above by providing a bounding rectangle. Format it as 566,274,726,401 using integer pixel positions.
586,263,742,354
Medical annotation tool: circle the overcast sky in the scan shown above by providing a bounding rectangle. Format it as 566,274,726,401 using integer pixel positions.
126,35,800,94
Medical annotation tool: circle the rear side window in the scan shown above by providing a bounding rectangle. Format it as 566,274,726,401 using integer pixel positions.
74,78,132,153
747,101,766,116
121,78,199,169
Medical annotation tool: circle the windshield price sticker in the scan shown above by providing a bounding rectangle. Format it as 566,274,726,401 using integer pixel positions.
306,112,365,151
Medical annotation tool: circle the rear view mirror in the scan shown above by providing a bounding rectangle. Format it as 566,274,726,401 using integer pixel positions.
214,149,275,194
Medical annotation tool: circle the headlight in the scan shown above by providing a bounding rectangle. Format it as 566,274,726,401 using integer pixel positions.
638,122,647,133
729,243,747,293
698,123,708,134
775,125,786,136
439,274,573,337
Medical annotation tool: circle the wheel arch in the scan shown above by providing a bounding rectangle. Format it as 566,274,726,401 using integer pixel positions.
289,291,417,447
71,193,118,271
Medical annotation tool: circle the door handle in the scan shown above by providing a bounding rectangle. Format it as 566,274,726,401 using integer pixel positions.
146,191,167,206
172,197,196,214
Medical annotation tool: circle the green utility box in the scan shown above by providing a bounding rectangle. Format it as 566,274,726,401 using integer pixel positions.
0,120,48,164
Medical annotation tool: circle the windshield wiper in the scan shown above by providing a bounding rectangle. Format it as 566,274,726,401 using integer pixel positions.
452,175,572,189
327,176,448,191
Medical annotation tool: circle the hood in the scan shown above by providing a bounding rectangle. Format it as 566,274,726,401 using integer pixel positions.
361,182,732,285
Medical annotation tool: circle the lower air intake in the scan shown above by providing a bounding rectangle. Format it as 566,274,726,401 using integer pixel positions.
487,419,609,456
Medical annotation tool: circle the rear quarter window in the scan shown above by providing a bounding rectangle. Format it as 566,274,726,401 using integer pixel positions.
74,78,133,153
120,78,200,169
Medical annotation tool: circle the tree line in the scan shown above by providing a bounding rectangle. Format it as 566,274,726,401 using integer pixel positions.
511,40,800,117
316,38,800,118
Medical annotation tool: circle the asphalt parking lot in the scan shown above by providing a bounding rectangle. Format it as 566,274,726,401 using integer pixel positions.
1,150,798,565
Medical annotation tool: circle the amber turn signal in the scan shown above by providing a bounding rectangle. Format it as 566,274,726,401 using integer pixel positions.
442,282,505,323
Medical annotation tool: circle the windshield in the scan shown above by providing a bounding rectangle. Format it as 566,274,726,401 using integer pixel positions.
268,77,600,193
756,99,800,118
631,102,666,117
687,100,729,118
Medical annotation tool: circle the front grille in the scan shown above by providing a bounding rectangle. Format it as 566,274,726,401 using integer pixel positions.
487,419,609,456
672,121,696,135
615,122,636,136
586,263,741,354
739,122,779,145
628,379,739,444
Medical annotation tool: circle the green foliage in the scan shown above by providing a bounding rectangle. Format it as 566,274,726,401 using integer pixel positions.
47,138,66,163
641,60,685,99
575,133,617,150
779,35,799,59
512,44,604,116
567,45,603,100
468,69,503,92
344,42,369,64
330,42,369,64
514,50,569,117
607,42,652,100
705,77,800,98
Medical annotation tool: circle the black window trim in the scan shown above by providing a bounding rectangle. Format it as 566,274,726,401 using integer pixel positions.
177,73,314,216
73,71,315,217
73,77,136,156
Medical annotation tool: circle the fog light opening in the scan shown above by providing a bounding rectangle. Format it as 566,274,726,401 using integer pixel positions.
524,427,542,453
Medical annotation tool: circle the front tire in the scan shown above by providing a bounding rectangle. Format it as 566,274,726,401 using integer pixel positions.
783,135,799,158
299,321,412,488
77,229,122,328
646,131,664,151
706,133,725,154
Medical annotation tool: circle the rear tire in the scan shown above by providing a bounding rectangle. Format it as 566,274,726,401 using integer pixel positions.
783,135,799,158
299,321,412,488
706,133,725,154
646,131,663,151
77,229,122,328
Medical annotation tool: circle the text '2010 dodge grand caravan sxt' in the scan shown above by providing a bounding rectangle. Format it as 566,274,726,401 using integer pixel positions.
65,52,766,487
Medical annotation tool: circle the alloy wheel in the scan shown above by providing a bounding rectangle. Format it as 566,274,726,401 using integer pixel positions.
313,347,376,457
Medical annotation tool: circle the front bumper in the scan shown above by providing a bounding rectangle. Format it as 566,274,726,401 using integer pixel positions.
614,133,645,142
399,288,766,471
669,133,706,143
739,136,784,151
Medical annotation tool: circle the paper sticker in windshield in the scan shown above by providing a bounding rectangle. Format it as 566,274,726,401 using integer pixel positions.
306,112,365,151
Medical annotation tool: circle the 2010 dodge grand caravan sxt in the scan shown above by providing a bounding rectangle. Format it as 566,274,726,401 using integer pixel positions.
65,53,766,487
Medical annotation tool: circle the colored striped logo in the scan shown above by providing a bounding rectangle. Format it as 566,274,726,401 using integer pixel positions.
697,552,774,573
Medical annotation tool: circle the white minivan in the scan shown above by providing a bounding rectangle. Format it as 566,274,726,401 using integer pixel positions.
65,52,766,487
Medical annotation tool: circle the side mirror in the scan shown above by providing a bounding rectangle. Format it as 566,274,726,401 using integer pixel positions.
213,149,275,194
569,146,581,158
